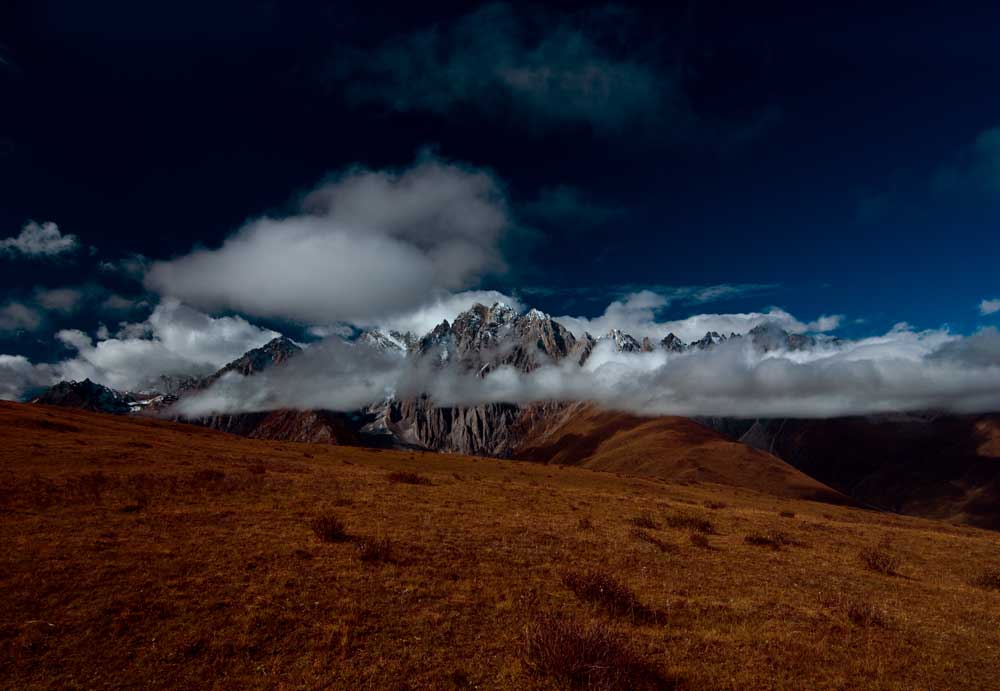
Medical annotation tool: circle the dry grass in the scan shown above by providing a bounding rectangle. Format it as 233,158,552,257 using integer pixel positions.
664,513,715,534
2,401,1000,689
860,543,901,576
386,470,433,485
627,513,660,530
972,566,1000,590
523,614,670,690
310,513,348,542
689,533,710,549
744,529,799,550
561,571,663,624
355,536,394,564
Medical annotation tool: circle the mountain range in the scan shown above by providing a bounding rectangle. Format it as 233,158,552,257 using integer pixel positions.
31,301,1000,527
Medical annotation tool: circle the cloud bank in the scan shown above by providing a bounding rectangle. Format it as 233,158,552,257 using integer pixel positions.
146,155,509,325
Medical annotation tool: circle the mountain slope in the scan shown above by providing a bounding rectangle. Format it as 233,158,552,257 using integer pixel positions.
713,414,1000,528
2,400,1000,690
512,402,849,503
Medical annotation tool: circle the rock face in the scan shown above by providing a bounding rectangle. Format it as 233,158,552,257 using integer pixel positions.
34,379,135,414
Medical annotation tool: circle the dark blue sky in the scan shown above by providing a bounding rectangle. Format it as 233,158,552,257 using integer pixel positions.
2,1,999,363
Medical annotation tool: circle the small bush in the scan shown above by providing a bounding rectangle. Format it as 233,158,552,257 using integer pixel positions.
627,514,659,530
356,536,393,564
703,501,726,510
664,513,715,535
744,530,797,549
630,528,676,554
310,514,348,543
523,614,667,690
387,471,432,485
562,571,663,624
577,517,594,531
971,567,1000,590
120,494,150,513
779,510,796,518
859,545,900,576
689,533,710,549
823,593,892,628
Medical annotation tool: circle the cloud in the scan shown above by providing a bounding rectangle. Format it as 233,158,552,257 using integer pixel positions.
933,126,1000,197
49,300,280,392
335,4,686,133
146,154,510,325
0,301,43,333
0,221,79,257
0,355,56,401
174,315,1000,419
365,290,523,337
521,185,622,228
552,290,830,342
34,287,84,313
980,298,1000,316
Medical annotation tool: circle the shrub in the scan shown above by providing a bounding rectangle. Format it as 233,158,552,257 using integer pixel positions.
310,514,348,543
689,533,710,549
627,514,659,530
971,567,1000,590
630,528,676,554
356,536,393,564
387,471,432,486
664,513,715,535
577,517,594,531
703,501,727,510
823,593,891,628
859,545,900,576
744,530,797,549
779,510,796,518
523,614,667,690
562,571,663,624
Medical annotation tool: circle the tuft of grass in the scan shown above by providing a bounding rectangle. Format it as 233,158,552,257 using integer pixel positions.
630,528,676,554
823,593,892,628
562,571,663,624
860,544,901,576
664,513,715,535
689,532,710,549
355,536,394,564
744,530,797,550
310,514,348,543
627,514,659,530
523,614,669,690
387,471,432,486
971,567,1000,590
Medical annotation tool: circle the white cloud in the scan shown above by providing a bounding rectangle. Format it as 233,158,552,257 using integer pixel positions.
0,355,56,400
365,290,524,336
0,301,43,333
553,290,839,342
51,299,280,392
146,155,509,325
0,221,79,257
980,298,1000,316
174,318,1000,419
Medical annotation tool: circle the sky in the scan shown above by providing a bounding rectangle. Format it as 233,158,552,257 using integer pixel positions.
1,1,999,412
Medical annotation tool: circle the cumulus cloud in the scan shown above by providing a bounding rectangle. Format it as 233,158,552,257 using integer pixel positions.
3,300,282,395
980,298,1000,316
146,155,509,325
0,221,79,257
335,4,685,133
0,355,56,400
0,301,43,333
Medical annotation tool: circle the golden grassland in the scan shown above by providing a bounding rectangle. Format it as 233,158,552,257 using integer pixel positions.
1,401,1000,689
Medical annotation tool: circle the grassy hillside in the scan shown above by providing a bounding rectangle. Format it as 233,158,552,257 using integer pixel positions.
2,401,999,689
